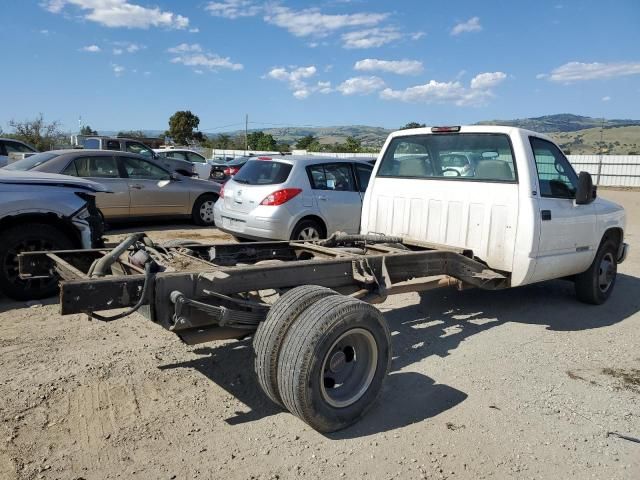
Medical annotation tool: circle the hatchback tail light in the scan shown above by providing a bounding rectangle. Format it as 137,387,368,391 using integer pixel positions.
260,188,302,206
219,184,225,198
224,166,240,176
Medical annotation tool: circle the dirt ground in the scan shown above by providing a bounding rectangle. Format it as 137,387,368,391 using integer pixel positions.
1,190,639,480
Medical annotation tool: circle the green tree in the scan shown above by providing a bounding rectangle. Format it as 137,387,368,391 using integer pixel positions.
344,136,361,153
80,125,98,135
7,114,63,151
168,110,200,145
400,122,426,130
215,134,232,149
295,134,317,150
247,131,277,150
275,142,291,153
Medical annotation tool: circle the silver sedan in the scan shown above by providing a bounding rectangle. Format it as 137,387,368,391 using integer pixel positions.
214,156,373,240
4,150,221,226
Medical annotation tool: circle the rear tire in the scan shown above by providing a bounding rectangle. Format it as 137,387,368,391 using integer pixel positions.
253,285,338,407
291,219,325,241
192,194,218,226
277,295,391,433
575,239,618,305
0,224,74,301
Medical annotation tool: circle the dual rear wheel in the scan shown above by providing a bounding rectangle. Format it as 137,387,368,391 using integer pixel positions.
253,285,391,433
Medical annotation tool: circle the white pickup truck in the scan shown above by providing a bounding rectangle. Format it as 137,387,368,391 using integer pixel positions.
21,125,629,433
362,125,628,304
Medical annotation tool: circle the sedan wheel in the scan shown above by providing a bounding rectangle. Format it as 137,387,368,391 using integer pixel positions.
199,200,216,224
192,194,218,226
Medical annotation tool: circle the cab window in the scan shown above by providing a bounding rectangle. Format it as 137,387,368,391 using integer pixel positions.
530,137,578,199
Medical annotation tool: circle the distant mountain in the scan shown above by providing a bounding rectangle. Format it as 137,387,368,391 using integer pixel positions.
475,113,640,133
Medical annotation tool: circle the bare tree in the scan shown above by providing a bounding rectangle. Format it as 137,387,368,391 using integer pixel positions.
8,114,64,151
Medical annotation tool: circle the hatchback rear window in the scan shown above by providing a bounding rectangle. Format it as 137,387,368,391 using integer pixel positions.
233,160,292,185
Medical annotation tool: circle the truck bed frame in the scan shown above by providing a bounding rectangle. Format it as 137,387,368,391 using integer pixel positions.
19,232,508,344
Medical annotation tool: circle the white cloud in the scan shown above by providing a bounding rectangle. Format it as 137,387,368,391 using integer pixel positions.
342,27,402,48
41,0,189,29
189,27,199,33
470,71,507,89
450,16,482,36
542,61,640,83
40,29,50,35
205,0,262,19
380,71,507,106
337,76,386,95
354,58,423,75
111,63,125,76
167,43,202,54
112,41,143,55
411,31,426,40
264,6,387,38
602,95,611,101
266,65,333,99
81,44,101,52
168,44,242,71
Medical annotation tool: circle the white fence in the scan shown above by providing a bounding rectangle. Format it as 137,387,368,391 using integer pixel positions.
567,155,640,187
210,149,640,187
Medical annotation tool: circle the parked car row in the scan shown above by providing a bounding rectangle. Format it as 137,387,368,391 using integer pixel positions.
4,150,221,226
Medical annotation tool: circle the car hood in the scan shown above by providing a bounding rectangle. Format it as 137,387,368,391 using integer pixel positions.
0,170,109,192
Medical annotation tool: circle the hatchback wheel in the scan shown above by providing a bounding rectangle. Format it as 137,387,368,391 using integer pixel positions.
291,219,324,241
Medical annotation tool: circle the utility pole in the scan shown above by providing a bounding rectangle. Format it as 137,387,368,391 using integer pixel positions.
596,116,605,186
245,113,248,152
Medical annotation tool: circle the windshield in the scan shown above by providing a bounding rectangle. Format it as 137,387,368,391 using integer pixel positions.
232,160,292,185
3,152,61,170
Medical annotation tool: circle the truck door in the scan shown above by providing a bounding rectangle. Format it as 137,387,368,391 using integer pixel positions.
306,163,362,234
120,156,189,216
529,136,598,282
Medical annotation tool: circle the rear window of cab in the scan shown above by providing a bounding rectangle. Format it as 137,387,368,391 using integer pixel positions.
232,160,293,185
377,133,517,183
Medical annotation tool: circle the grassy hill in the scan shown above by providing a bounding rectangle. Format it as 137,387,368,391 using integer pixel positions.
105,114,640,154
549,126,640,155
476,113,640,133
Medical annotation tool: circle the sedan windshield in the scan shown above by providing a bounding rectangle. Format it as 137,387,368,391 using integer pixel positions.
3,152,61,171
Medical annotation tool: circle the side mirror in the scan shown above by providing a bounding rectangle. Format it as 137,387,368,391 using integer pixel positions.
170,172,180,181
575,171,596,205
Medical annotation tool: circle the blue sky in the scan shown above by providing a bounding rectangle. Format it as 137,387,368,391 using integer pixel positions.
1,0,639,133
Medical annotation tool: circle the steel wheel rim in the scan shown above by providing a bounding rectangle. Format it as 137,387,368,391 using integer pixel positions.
320,328,378,408
298,226,320,241
199,200,215,223
598,252,616,293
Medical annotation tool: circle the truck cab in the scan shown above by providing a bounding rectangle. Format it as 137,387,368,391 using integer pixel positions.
362,126,627,299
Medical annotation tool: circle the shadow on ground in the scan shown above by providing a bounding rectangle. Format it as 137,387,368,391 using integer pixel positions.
158,273,640,436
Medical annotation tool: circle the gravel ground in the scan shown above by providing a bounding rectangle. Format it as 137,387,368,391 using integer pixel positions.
0,190,638,480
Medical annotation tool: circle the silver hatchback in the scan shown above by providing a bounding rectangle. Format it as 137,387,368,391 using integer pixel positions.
214,156,373,240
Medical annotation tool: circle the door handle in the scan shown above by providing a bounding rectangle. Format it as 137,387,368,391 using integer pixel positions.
317,195,328,201
130,184,143,190
541,210,552,221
